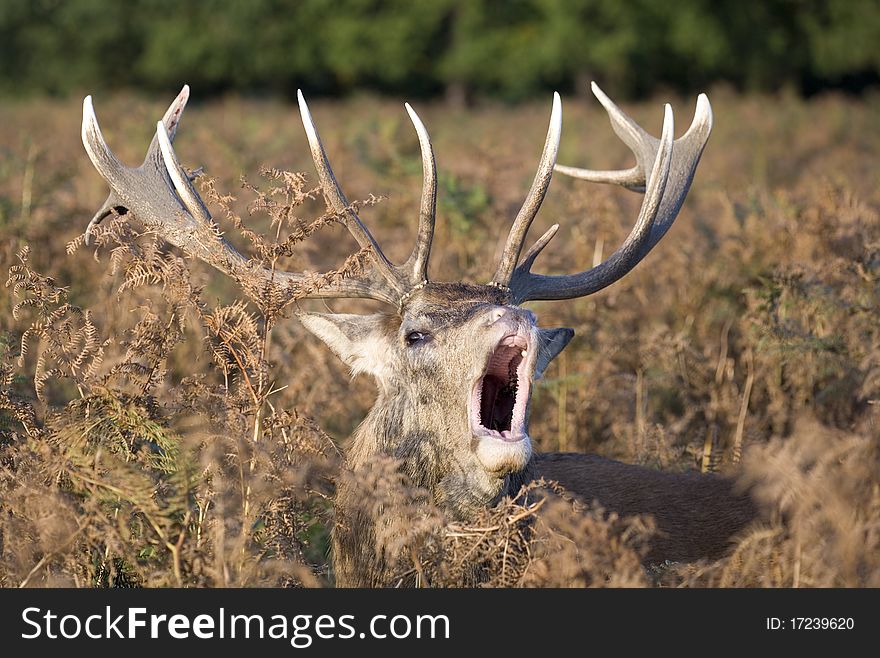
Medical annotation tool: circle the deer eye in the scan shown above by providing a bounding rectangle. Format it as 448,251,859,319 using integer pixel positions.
405,331,429,346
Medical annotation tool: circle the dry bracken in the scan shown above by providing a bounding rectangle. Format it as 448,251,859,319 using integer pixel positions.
1,90,878,587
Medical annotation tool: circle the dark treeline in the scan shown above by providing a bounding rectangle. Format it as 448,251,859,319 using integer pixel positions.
1,0,879,100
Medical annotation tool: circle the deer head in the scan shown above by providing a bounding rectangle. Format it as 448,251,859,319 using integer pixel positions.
80,84,712,524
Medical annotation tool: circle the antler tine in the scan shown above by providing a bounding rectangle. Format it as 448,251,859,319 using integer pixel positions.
517,223,559,275
82,94,135,203
402,102,437,286
296,90,407,298
160,83,190,142
81,88,404,307
491,92,562,289
509,102,677,303
554,82,654,191
156,120,212,226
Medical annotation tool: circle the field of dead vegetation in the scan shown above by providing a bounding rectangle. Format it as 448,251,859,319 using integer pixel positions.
1,87,878,587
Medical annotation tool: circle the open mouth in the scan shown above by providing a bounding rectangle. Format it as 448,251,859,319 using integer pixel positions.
471,334,530,442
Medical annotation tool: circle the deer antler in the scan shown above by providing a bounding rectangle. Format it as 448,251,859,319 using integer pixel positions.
83,84,708,309
81,86,439,308
495,82,712,304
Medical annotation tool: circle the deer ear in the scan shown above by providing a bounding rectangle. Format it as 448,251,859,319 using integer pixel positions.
534,327,574,380
298,312,395,379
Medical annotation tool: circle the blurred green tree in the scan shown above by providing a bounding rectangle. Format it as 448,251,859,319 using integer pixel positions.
0,0,877,99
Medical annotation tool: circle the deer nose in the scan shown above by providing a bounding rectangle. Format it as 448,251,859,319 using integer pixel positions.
486,307,508,325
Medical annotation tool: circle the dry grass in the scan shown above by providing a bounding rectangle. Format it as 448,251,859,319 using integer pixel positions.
0,87,878,587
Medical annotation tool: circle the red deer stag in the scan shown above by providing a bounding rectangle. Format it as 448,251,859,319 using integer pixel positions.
81,84,757,586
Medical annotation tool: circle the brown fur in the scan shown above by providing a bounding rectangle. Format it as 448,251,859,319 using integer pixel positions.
533,453,758,562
